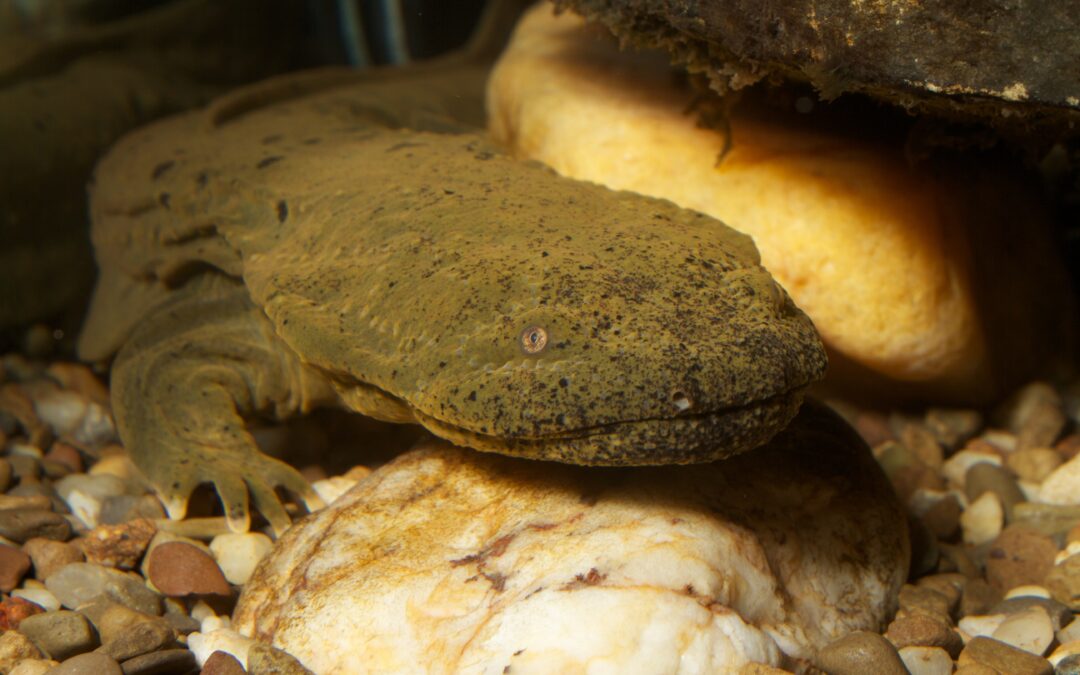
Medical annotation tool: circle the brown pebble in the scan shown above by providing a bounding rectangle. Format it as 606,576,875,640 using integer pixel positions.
925,408,982,451
921,494,962,541
8,454,41,484
247,642,314,674
82,519,157,570
938,543,981,579
1012,502,1080,538
885,612,963,658
815,630,908,675
0,596,45,630
0,494,53,511
915,573,965,613
0,509,71,543
736,664,790,675
1006,448,1063,483
1068,523,1080,545
119,647,195,675
87,601,167,646
23,538,84,580
1045,554,1080,610
957,636,1052,675
45,363,110,408
0,543,31,591
901,421,945,468
1003,382,1066,450
854,411,894,447
146,542,232,597
44,442,84,474
1057,433,1080,461
50,651,123,675
0,458,12,492
898,584,953,620
961,579,1003,617
890,464,945,502
201,650,247,675
985,525,1057,592
18,609,98,661
95,617,174,661
954,665,999,675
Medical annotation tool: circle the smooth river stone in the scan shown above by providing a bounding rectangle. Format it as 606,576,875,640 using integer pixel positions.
234,403,908,674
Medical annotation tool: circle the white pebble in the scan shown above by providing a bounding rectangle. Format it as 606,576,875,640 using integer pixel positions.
187,628,254,668
980,429,1018,453
210,532,274,585
1039,454,1080,505
11,587,59,612
55,473,129,501
943,450,1002,487
202,614,232,633
960,491,1004,545
1017,480,1042,501
958,614,1007,639
991,605,1054,655
312,476,358,506
33,390,87,437
1049,640,1080,667
64,489,103,529
1055,541,1080,565
190,600,219,623
70,401,115,447
89,454,139,481
1004,584,1051,599
898,645,953,675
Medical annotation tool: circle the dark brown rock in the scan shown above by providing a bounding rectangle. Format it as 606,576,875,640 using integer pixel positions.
82,519,157,570
0,542,31,591
201,650,246,675
51,651,123,675
957,636,1052,675
247,642,314,675
985,525,1057,592
815,630,907,675
119,648,196,675
23,537,84,580
885,612,963,658
18,609,98,661
96,618,174,662
146,542,232,598
1045,554,1080,610
0,508,71,543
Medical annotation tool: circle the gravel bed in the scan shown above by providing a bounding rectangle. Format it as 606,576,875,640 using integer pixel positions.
0,349,1077,674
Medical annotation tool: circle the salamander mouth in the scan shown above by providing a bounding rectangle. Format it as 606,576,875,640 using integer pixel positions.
412,387,810,466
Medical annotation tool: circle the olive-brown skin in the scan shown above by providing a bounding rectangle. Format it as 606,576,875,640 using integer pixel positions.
79,63,826,533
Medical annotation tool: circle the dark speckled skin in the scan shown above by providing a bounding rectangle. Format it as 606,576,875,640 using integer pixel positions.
79,61,826,533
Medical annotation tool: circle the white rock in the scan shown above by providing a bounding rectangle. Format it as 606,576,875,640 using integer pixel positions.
898,645,953,675
55,473,129,501
7,442,42,459
210,532,274,585
88,454,139,481
1005,585,1052,599
1060,617,1080,644
65,489,103,529
961,492,1004,545
1049,640,1080,667
11,587,60,612
234,407,908,674
1056,542,1080,565
943,450,1002,488
33,390,87,437
991,605,1054,655
190,600,219,623
979,429,1018,453
958,614,1007,639
312,476,359,506
202,615,232,633
1040,453,1080,505
188,628,254,667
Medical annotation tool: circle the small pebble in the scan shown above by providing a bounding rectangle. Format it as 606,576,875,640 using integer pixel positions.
991,605,1055,655
48,651,123,675
958,636,1053,675
0,494,52,512
246,642,314,675
18,609,98,660
1056,653,1080,675
209,533,273,585
147,542,233,598
44,443,84,475
22,538,83,580
81,518,156,570
1002,382,1066,450
311,476,358,505
944,449,1003,488
0,630,43,671
991,595,1072,630
187,629,254,668
961,579,1003,617
920,493,963,540
95,617,174,661
815,630,909,675
88,601,169,645
0,543,32,591
9,658,59,675
0,596,45,629
959,613,1007,639
966,462,1026,523
925,408,982,451
45,563,162,616
900,421,946,468
98,495,165,526
898,645,953,675
1046,554,1080,610
986,526,1057,592
1007,448,1063,483
898,584,954,619
885,612,963,658
11,588,59,613
200,650,246,675
962,492,1005,545
119,648,195,675
1012,502,1080,537
1061,618,1080,643
1040,454,1080,505
0,510,71,544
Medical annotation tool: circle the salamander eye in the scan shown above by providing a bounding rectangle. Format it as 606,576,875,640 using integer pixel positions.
520,325,548,355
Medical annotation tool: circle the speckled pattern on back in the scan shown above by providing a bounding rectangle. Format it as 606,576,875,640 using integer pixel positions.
79,62,826,529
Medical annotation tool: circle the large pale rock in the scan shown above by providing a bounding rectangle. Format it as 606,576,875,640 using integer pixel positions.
234,403,908,674
487,5,1075,404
